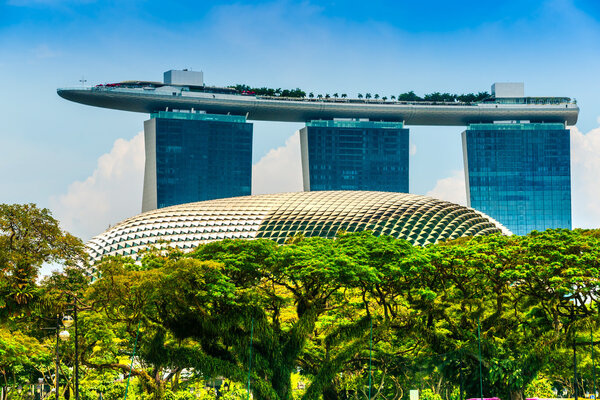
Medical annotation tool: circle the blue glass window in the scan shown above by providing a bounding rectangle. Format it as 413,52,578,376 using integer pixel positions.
301,121,409,192
153,112,252,209
463,123,571,235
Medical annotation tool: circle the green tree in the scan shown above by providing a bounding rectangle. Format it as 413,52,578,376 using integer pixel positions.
0,204,86,320
0,327,50,392
524,375,555,398
414,231,600,400
84,255,210,399
88,236,388,400
397,91,422,101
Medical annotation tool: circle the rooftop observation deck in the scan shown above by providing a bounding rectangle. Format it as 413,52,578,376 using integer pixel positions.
57,84,579,126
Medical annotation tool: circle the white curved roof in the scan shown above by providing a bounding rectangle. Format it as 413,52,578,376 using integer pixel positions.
87,191,511,265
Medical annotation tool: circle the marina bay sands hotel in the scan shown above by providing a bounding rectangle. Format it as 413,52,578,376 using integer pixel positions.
58,70,578,236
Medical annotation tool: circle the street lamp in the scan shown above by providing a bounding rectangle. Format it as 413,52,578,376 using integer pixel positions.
38,378,44,400
569,295,590,400
572,302,579,400
44,293,81,400
62,316,74,328
50,312,72,400
67,296,80,400
59,330,71,341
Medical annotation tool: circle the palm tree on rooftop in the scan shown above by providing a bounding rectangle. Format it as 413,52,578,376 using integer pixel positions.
309,92,314,98
358,93,363,99
365,93,372,99
341,93,347,98
382,96,387,101
333,93,339,99
374,94,380,100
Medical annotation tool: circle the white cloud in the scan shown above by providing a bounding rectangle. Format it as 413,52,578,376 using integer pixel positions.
50,132,144,240
252,131,303,195
409,143,417,156
51,129,303,240
425,169,467,206
570,124,600,228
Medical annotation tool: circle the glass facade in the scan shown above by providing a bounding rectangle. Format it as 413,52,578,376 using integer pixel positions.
149,112,252,209
300,120,409,192
462,123,571,235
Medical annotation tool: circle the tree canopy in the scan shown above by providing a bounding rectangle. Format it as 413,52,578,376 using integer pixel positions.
0,203,86,319
2,205,600,400
228,85,490,103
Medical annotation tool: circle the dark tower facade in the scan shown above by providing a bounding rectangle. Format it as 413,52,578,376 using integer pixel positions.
299,120,409,192
142,111,253,212
462,123,571,235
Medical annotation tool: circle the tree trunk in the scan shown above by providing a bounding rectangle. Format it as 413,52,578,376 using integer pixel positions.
271,364,293,400
152,382,165,400
323,384,339,400
509,389,524,400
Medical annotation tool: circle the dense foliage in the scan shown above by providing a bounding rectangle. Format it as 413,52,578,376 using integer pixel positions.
395,91,490,102
228,85,490,102
230,85,307,98
2,204,600,400
0,204,86,320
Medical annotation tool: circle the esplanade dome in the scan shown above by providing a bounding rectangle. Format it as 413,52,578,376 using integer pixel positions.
87,191,511,263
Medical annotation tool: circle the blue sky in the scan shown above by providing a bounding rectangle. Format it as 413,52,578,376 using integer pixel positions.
1,0,600,240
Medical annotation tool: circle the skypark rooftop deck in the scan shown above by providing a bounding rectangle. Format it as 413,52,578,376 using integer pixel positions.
57,84,579,126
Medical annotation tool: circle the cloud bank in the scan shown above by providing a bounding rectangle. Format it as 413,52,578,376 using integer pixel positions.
425,170,467,206
570,124,600,228
50,132,145,240
51,131,304,240
252,131,303,195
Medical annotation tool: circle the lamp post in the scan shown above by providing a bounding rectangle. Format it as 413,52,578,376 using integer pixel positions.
45,293,80,400
569,297,590,400
62,298,79,400
572,303,578,400
558,290,597,400
38,378,44,400
48,313,72,400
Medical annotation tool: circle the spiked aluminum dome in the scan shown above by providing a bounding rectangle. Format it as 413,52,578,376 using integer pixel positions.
87,191,511,265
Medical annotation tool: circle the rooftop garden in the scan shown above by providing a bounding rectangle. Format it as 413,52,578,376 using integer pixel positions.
230,84,491,102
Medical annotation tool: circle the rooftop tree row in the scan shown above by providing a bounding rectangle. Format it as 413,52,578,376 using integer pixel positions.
229,84,490,102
